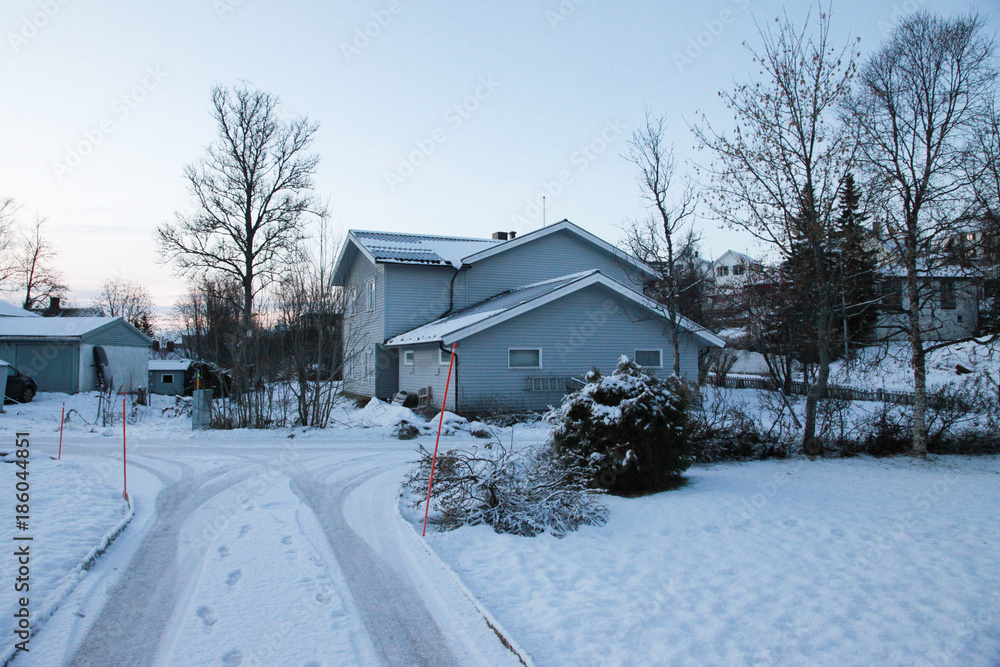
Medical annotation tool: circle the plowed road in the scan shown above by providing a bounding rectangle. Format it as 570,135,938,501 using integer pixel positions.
16,437,524,667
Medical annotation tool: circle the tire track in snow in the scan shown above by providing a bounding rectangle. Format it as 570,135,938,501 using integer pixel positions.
291,468,462,667
68,464,260,667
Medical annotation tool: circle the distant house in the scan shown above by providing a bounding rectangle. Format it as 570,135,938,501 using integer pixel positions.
31,296,105,318
0,302,41,318
148,359,191,396
0,317,151,394
875,266,980,342
331,219,723,413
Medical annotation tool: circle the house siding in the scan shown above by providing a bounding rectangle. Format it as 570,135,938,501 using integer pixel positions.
874,279,979,342
340,253,387,397
384,264,457,338
458,229,647,307
397,343,457,412
452,285,701,413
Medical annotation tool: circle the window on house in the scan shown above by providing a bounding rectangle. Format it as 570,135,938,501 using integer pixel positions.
403,350,414,366
882,279,902,311
350,288,358,316
940,279,956,310
509,348,541,369
162,373,174,384
635,350,662,368
732,264,744,276
439,348,453,365
716,265,729,277
367,280,376,312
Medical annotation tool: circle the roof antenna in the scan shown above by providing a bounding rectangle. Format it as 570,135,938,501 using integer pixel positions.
542,195,547,227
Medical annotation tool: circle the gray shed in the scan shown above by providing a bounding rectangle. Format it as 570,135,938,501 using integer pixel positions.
148,359,191,395
0,317,152,394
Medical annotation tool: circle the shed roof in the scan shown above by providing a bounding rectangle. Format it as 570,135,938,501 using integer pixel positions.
149,359,192,372
386,270,725,348
0,317,152,345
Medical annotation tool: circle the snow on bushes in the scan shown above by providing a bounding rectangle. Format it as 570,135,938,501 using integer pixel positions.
549,356,694,495
403,439,607,537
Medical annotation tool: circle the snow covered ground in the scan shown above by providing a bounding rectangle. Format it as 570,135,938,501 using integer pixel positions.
1,389,998,666
425,455,1000,666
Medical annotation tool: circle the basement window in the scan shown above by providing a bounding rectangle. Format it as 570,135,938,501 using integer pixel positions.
508,348,541,369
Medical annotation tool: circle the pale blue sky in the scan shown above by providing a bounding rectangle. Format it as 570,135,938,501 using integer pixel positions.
0,0,994,316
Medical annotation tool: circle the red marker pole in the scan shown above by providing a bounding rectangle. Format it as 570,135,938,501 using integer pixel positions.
122,397,128,499
58,402,65,460
422,343,457,537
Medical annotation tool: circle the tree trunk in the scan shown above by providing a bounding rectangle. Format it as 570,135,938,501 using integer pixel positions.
909,322,928,456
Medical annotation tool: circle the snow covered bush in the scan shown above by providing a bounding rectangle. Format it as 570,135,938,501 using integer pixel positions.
549,356,693,495
403,440,607,537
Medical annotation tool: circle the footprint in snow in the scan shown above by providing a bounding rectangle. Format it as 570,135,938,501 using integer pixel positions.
196,606,218,626
703,525,721,534
218,546,230,558
226,570,243,586
221,648,244,665
281,535,292,545
238,525,251,538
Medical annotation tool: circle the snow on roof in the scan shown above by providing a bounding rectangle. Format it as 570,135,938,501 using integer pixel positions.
350,230,503,269
149,359,192,372
0,302,41,318
387,271,600,346
0,317,128,338
879,263,979,279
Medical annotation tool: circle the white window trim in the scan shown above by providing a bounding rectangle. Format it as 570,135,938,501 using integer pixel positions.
162,373,174,384
350,288,358,316
403,350,414,366
439,348,453,365
635,349,662,368
508,347,542,370
367,280,376,312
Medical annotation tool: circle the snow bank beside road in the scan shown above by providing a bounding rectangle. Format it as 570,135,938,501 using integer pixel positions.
426,456,1000,666
0,453,129,662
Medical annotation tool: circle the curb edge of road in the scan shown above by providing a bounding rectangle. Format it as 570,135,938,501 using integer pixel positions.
396,508,537,667
1,494,135,667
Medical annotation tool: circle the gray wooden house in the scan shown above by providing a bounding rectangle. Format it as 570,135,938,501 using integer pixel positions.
331,220,724,413
0,317,152,394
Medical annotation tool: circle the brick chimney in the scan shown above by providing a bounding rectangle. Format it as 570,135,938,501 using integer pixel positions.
492,231,509,240
509,231,516,239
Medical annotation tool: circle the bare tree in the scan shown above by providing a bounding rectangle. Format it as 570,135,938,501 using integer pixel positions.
0,199,24,289
844,11,998,455
157,83,324,332
693,6,858,451
16,216,67,310
94,276,156,335
277,220,345,426
622,112,702,376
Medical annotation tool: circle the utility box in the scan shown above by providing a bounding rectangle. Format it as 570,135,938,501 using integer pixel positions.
192,389,213,430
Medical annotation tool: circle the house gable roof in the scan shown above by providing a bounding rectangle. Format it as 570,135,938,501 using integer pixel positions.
385,270,725,348
331,220,657,285
460,219,657,278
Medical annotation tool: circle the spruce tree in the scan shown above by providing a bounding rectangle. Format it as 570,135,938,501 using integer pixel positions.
834,174,879,350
